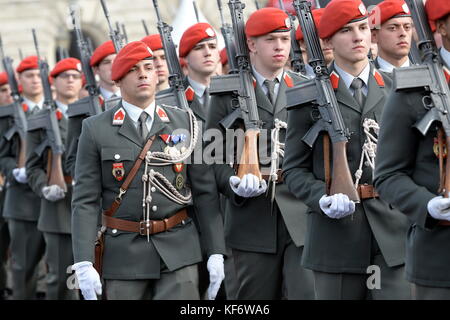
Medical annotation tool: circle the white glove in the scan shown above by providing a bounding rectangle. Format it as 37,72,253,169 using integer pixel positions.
319,193,356,219
12,167,27,184
229,174,267,198
72,261,102,300
207,254,225,300
427,195,450,222
42,184,66,202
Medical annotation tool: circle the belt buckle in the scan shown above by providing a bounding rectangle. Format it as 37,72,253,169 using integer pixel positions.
139,220,152,236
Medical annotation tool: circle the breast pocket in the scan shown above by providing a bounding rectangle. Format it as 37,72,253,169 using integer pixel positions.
101,147,135,188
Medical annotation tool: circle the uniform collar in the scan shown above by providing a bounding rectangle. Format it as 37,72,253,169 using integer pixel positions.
23,97,44,110
121,99,155,125
376,56,410,73
441,47,450,68
100,87,121,100
55,100,68,118
334,62,371,93
187,77,207,98
252,67,284,87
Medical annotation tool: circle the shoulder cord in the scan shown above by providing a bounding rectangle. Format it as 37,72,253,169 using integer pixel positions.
354,118,379,188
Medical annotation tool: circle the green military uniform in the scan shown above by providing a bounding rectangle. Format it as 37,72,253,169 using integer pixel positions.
282,62,411,299
0,106,45,300
26,106,77,300
203,69,315,300
373,79,450,299
72,102,225,299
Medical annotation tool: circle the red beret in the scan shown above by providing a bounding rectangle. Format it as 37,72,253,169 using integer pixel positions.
369,0,411,29
111,41,153,81
16,56,39,73
141,34,163,51
179,23,217,58
245,7,290,38
296,9,325,41
220,48,228,65
425,0,450,22
0,72,8,86
319,0,369,39
90,40,116,67
50,58,82,78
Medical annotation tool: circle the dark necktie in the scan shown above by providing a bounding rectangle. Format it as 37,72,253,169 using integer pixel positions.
138,112,149,140
203,88,210,109
264,79,277,105
31,105,40,115
350,78,366,107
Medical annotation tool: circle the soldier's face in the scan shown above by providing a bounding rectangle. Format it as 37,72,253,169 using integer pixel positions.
326,20,371,64
18,69,42,97
299,38,334,65
116,59,158,104
372,17,412,61
186,39,220,77
54,71,83,101
247,32,291,73
94,54,116,86
0,83,12,106
152,49,169,85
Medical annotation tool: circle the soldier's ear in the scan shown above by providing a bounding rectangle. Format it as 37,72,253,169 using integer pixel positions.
436,19,448,37
323,37,334,51
247,37,257,54
115,80,121,88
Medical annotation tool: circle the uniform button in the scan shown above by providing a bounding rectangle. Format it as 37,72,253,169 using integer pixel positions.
151,187,156,192
114,154,120,160
152,205,157,212
112,229,117,234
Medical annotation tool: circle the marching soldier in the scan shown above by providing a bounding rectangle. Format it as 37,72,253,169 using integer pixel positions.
295,8,334,78
141,34,170,92
370,0,413,77
202,7,315,300
373,0,450,300
282,0,410,299
90,40,121,102
71,41,226,300
0,56,45,300
26,57,83,300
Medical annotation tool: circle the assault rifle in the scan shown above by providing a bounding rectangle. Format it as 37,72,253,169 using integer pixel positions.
217,0,238,73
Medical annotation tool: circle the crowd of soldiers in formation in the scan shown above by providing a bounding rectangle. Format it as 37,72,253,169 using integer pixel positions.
0,0,449,301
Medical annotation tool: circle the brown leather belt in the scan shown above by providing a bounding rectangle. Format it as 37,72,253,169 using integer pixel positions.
64,176,72,185
438,220,450,226
261,169,283,184
357,184,379,200
102,208,188,236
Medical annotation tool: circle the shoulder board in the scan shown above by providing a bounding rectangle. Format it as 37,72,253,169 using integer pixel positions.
185,86,195,102
283,73,294,88
330,71,340,90
156,105,170,122
373,69,385,87
444,66,450,84
112,107,125,125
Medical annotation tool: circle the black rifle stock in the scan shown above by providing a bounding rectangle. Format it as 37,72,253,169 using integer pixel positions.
278,0,307,75
286,0,359,202
394,0,450,196
217,0,238,73
227,0,263,179
0,34,28,167
152,0,190,110
68,5,102,118
30,29,67,192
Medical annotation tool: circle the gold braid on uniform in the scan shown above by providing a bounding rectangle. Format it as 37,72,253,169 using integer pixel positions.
354,118,379,187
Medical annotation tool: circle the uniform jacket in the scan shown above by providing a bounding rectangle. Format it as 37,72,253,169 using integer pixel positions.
26,108,71,234
0,103,41,221
71,102,225,280
282,62,409,273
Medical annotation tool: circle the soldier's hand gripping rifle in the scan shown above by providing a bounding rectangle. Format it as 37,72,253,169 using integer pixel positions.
394,0,450,197
278,0,307,76
226,0,263,179
28,29,67,192
0,34,28,168
217,0,238,73
67,5,102,118
152,0,190,110
286,0,359,202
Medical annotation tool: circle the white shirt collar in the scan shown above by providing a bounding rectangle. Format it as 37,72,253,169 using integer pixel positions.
187,77,207,98
377,56,410,73
23,97,44,110
441,47,450,68
55,100,68,118
334,62,371,95
100,87,121,100
121,99,156,129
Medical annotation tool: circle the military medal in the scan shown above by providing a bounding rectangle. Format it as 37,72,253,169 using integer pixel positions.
112,163,125,181
159,134,171,144
173,163,184,190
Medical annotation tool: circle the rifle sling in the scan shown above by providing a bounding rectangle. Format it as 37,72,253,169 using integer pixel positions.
103,136,155,218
